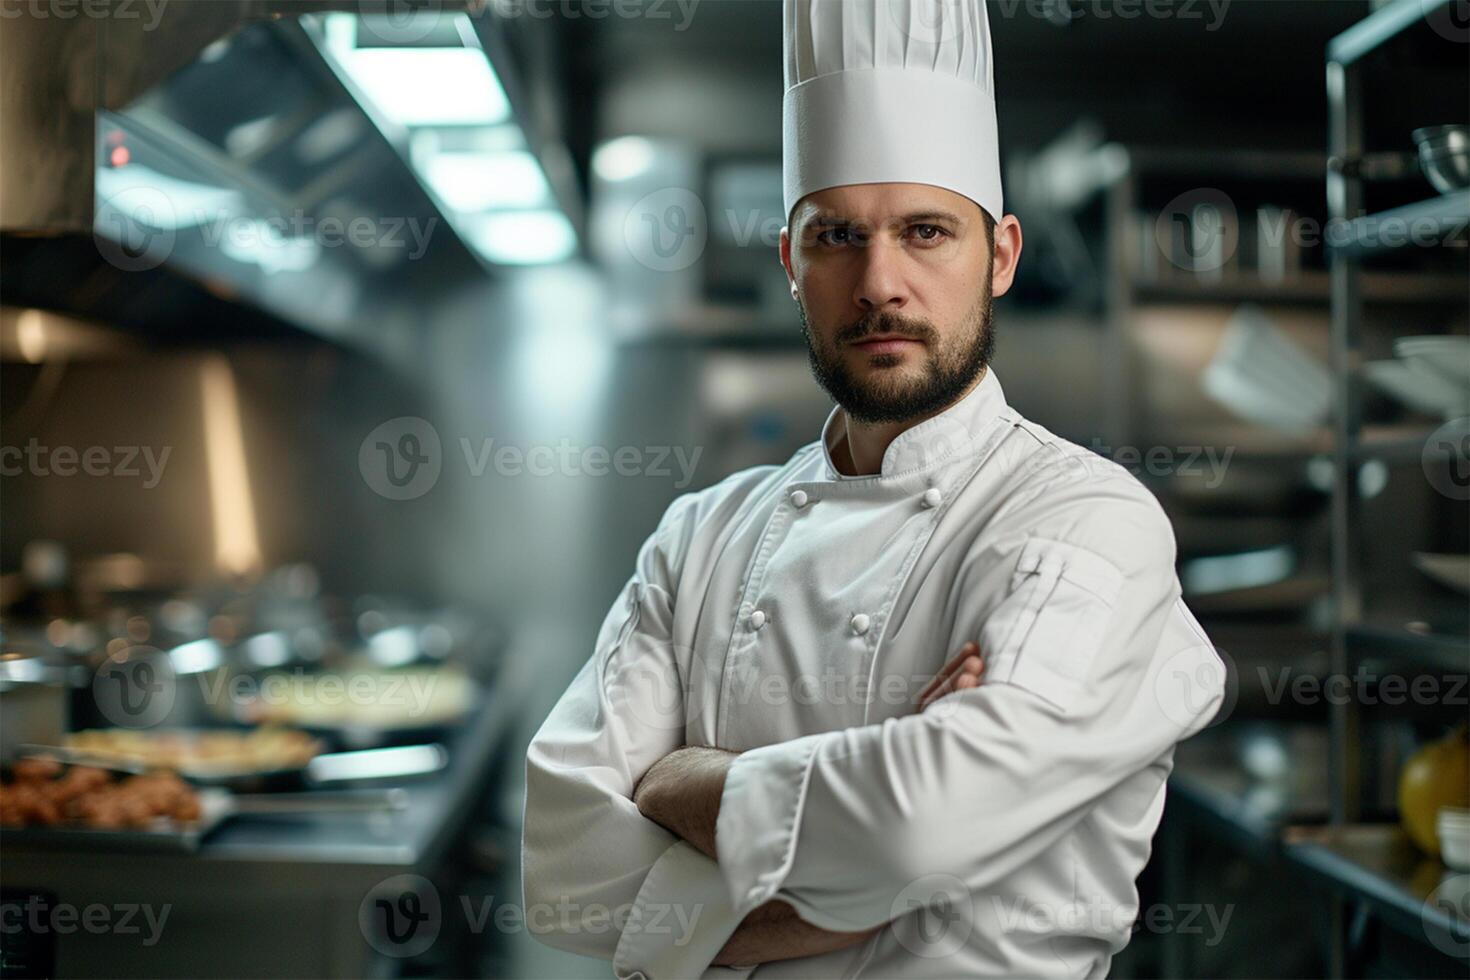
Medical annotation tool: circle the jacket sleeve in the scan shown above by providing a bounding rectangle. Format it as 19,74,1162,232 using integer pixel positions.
713,490,1227,930
521,490,750,976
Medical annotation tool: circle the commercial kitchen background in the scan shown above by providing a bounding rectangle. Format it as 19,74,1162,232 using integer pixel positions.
1,0,1467,977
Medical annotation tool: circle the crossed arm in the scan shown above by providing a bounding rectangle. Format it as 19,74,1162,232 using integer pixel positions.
630,643,987,967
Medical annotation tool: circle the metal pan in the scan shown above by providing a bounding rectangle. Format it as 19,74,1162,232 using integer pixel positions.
0,787,407,852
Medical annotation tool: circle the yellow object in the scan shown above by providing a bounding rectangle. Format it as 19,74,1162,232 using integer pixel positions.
1399,723,1470,857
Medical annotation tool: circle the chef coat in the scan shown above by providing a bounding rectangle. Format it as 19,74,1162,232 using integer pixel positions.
522,367,1227,979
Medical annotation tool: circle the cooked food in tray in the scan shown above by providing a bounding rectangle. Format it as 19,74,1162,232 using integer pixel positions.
62,727,322,776
0,762,201,829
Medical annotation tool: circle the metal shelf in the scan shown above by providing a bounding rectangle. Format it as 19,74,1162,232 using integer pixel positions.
1347,624,1470,674
1282,823,1469,953
1331,191,1470,259
1132,269,1468,305
1327,0,1458,66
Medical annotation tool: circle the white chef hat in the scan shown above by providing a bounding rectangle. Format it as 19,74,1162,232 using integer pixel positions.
782,0,1003,225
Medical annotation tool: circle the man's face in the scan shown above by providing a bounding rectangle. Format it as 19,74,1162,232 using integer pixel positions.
783,183,996,425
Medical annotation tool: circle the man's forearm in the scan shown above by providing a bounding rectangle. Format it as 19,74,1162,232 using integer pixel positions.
712,899,883,967
633,745,732,860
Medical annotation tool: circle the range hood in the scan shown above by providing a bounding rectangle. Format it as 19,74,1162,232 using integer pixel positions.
1,0,583,341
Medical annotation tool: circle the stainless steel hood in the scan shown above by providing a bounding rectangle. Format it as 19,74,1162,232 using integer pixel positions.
0,0,341,234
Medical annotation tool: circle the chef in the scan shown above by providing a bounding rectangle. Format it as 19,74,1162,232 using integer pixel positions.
522,0,1227,976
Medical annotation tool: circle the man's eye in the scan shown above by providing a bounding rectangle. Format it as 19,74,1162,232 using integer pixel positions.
817,228,858,246
910,224,948,242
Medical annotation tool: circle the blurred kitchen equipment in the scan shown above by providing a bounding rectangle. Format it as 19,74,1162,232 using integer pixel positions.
1412,552,1470,595
1439,807,1470,871
233,662,479,748
0,646,67,763
1203,304,1332,434
1412,125,1470,195
0,787,408,853
1398,723,1470,858
1394,335,1470,388
1363,359,1470,419
1254,205,1303,285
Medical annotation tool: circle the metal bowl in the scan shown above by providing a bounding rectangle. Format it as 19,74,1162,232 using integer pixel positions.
1412,125,1470,194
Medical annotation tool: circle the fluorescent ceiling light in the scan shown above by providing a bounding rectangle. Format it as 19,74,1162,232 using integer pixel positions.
422,150,552,211
467,210,577,265
593,136,656,182
342,48,510,127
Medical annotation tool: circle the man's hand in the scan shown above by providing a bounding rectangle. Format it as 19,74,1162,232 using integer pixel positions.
632,745,735,861
916,641,986,711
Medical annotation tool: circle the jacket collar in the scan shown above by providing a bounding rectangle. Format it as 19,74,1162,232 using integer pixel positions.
820,366,1009,479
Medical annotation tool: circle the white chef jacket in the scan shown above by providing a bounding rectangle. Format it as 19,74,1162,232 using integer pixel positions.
522,367,1226,979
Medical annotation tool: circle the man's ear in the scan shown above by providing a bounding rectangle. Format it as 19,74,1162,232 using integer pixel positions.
990,214,1023,298
779,225,797,300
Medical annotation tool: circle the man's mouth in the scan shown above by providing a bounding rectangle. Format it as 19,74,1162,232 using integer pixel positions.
850,333,925,354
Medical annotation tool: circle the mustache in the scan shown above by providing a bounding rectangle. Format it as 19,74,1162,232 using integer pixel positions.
836,312,937,345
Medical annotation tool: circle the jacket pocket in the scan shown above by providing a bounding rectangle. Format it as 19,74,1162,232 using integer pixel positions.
980,536,1124,714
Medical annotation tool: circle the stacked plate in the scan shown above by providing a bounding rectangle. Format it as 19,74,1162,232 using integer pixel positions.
1363,335,1470,420
1439,806,1470,871
1203,304,1331,434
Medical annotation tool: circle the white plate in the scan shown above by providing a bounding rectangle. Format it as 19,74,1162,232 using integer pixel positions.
1413,552,1470,595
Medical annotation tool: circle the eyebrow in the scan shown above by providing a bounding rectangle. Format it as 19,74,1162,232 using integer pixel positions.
805,209,967,229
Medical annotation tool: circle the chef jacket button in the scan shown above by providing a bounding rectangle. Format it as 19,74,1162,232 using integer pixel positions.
921,487,943,508
749,609,767,630
850,613,870,635
789,489,809,508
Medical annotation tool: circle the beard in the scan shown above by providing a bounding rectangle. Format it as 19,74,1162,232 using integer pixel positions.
797,285,995,425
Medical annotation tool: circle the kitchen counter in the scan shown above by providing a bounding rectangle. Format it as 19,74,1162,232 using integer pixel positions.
0,651,535,978
1282,823,1469,959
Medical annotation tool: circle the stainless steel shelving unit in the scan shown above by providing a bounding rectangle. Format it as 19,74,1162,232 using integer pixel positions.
1312,0,1470,974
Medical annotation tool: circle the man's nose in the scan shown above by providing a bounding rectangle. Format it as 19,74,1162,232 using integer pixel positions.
851,241,909,312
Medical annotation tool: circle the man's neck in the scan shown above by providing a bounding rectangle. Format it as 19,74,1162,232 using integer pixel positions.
834,368,986,476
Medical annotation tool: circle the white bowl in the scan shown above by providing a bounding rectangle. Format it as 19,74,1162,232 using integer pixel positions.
1437,806,1470,871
